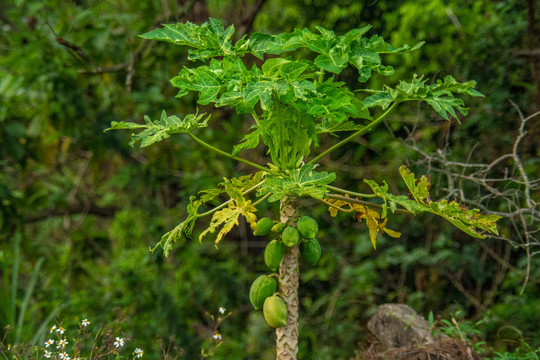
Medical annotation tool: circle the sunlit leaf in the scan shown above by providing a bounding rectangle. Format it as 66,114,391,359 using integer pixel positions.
199,197,258,246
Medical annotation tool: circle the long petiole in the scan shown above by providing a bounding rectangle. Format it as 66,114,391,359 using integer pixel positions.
326,185,377,198
252,192,271,207
275,95,286,168
308,102,399,164
289,111,301,169
188,132,270,172
326,193,410,214
318,198,355,213
251,111,261,126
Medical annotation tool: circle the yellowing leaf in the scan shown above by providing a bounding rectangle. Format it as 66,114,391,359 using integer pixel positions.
326,197,401,249
328,199,350,217
199,197,258,246
383,227,401,238
365,215,379,249
398,166,501,238
199,207,239,245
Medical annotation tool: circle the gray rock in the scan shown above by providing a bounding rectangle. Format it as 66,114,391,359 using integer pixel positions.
367,303,434,349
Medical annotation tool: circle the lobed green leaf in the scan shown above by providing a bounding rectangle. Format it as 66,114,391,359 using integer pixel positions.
363,75,483,120
258,164,336,202
106,110,210,147
140,18,236,61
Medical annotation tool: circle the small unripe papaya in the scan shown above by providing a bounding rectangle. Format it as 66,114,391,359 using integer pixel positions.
249,275,277,310
300,237,321,265
282,226,299,247
271,222,286,234
297,216,319,239
254,217,274,236
263,294,288,328
265,240,285,272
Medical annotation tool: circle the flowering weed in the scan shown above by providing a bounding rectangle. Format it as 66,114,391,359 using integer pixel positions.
1,316,143,360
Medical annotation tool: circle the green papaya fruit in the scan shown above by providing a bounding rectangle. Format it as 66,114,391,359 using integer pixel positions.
297,216,319,239
282,226,300,247
265,240,285,272
271,222,286,234
254,217,274,236
263,294,288,328
300,237,321,265
249,275,277,310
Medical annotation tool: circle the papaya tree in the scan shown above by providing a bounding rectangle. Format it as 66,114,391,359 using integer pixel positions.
107,19,501,359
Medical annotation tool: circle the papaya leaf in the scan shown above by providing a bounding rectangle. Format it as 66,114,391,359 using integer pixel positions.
363,166,501,238
206,176,263,243
232,125,262,155
326,196,401,249
140,18,236,61
364,75,483,121
139,22,203,47
259,164,335,202
199,195,258,246
244,32,276,59
150,172,264,255
399,166,500,237
349,36,422,82
304,27,364,74
243,80,275,111
431,75,484,97
247,28,306,56
106,110,210,147
172,66,224,105
154,215,197,257
362,91,394,110
151,193,210,257
222,171,265,195
261,58,315,80
364,35,424,54
363,179,422,217
398,166,431,203
314,50,349,74
245,25,419,80
304,79,371,123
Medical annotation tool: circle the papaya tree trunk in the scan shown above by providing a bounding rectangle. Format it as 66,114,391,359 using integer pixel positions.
276,195,299,360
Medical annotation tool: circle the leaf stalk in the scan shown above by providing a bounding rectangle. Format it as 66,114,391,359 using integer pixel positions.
188,132,270,172
308,101,399,164
325,193,410,214
326,185,377,198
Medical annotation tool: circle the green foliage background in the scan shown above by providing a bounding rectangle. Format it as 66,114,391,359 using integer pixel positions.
1,0,538,358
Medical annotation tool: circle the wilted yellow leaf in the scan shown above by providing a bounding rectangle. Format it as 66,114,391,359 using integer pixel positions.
199,198,258,246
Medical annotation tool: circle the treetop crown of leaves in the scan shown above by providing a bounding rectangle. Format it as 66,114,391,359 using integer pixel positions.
107,19,498,254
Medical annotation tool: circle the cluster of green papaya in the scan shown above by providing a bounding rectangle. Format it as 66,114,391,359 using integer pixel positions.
249,215,321,328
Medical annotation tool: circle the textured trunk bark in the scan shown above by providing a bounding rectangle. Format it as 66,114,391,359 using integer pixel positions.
276,196,299,360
